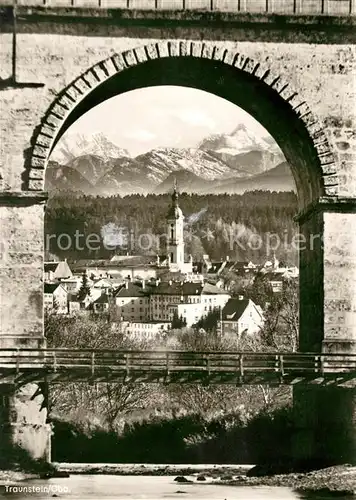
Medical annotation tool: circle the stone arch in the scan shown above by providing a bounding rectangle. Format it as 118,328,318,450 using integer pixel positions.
28,40,337,210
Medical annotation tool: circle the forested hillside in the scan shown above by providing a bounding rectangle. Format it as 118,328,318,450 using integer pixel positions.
45,190,298,264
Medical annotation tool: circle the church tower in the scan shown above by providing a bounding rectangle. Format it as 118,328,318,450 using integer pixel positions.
166,180,185,271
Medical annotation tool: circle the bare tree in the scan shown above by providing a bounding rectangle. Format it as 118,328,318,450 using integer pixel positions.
46,313,156,430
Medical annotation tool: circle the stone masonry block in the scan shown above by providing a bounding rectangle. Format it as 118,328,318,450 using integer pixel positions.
191,42,204,58
179,41,191,57
30,157,46,169
319,153,336,166
38,124,56,138
32,145,49,158
315,141,332,156
323,174,338,186
122,49,138,67
50,103,67,119
28,169,45,180
82,69,100,88
321,163,337,175
156,41,170,59
212,46,226,62
261,70,281,87
45,113,63,129
111,53,128,71
167,41,180,57
241,57,259,75
35,134,53,148
56,94,73,111
145,44,159,60
28,180,44,191
218,50,232,66
66,84,84,102
74,76,92,95
133,46,150,64
99,58,119,78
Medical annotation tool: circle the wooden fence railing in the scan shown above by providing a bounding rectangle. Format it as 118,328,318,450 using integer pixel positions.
0,0,354,16
0,348,355,385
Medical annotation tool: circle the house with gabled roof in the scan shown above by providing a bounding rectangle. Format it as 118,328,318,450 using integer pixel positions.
92,292,110,315
44,259,72,282
114,281,150,322
44,283,68,313
219,296,264,337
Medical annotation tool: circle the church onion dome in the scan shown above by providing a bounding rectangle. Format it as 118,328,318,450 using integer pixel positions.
166,205,183,220
166,184,183,219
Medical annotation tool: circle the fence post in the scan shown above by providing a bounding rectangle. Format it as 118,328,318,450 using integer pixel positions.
91,352,95,377
314,355,319,373
279,354,284,383
16,349,19,375
320,355,325,377
239,354,244,383
124,352,130,383
165,352,170,384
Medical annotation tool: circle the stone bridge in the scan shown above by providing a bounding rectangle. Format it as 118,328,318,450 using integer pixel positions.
0,2,355,466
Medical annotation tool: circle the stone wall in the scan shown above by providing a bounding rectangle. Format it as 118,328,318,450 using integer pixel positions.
0,202,45,344
323,211,356,352
0,34,355,196
0,25,355,346
0,383,51,464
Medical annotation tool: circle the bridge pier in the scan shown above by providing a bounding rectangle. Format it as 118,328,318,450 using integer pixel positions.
293,386,356,467
295,208,356,467
0,383,51,468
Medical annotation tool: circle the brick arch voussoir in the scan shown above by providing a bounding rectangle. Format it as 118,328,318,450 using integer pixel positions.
28,40,337,195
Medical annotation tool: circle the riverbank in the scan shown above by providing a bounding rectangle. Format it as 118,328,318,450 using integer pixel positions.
1,463,355,496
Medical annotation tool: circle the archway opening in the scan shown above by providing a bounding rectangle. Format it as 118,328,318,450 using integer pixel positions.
44,80,303,463
41,56,325,210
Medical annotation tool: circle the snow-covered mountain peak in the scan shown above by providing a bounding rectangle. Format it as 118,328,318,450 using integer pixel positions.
199,123,279,156
51,132,130,164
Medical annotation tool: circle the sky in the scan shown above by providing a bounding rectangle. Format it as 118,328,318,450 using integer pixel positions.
52,85,272,158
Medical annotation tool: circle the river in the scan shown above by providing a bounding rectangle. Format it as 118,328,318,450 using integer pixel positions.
1,475,354,500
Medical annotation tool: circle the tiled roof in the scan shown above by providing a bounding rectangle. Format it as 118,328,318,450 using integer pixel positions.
94,294,109,304
202,283,229,295
264,272,284,281
114,282,148,298
73,256,155,269
44,283,61,294
207,262,224,274
234,261,249,268
44,263,58,272
150,282,203,296
222,298,250,321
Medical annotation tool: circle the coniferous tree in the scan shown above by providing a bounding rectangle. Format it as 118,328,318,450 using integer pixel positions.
172,310,186,329
78,272,91,302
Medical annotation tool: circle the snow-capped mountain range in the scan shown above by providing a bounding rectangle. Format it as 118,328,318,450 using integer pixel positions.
47,125,295,196
199,124,279,155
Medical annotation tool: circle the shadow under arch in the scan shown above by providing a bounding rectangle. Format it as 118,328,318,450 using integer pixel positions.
28,42,336,211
